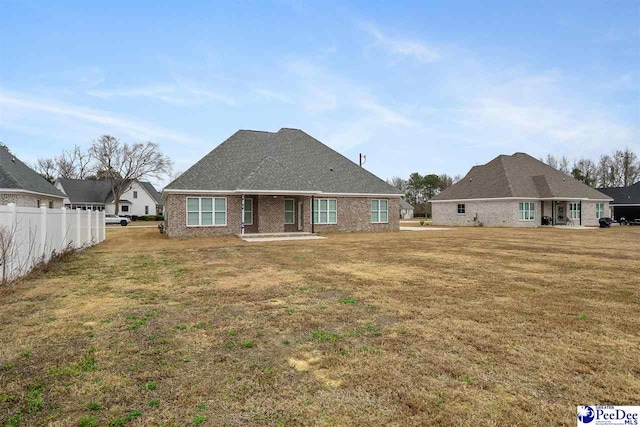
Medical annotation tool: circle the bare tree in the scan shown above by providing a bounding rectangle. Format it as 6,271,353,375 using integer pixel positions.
56,145,94,179
438,174,454,192
89,135,172,215
613,149,639,187
558,156,571,175
543,154,558,169
33,158,57,183
571,158,597,187
387,176,406,192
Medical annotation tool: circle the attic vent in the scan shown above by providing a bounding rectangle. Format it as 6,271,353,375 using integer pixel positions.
329,167,334,172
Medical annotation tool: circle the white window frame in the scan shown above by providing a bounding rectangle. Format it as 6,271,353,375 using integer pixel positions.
457,203,465,214
121,205,129,213
186,197,227,227
370,199,389,224
569,202,581,220
311,198,337,225
243,198,253,225
595,202,604,219
284,198,295,224
518,202,535,221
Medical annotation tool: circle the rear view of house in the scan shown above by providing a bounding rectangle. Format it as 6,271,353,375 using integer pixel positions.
432,152,612,227
163,128,402,237
0,145,65,208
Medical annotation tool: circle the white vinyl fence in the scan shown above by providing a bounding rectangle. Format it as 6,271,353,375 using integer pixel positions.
0,204,105,282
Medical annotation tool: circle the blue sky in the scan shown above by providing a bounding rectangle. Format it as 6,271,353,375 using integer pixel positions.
1,1,638,187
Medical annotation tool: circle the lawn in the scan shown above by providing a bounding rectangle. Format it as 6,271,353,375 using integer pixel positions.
1,226,639,426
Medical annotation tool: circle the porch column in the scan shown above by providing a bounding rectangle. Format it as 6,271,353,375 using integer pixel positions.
552,201,555,225
579,201,582,226
311,195,315,234
241,194,246,235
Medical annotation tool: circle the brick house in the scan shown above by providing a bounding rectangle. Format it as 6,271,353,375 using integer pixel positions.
431,152,612,227
0,145,65,208
163,128,402,237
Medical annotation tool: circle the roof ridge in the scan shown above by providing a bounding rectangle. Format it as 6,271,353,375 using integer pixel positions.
497,155,514,197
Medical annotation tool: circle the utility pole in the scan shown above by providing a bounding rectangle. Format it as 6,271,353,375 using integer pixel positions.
359,153,367,167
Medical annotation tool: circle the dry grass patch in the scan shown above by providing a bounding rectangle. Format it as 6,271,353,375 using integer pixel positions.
1,226,639,425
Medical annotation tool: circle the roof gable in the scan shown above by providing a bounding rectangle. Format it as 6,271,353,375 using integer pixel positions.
56,178,113,203
165,128,401,195
0,146,65,198
434,152,611,201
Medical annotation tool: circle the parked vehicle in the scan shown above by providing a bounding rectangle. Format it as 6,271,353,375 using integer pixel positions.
105,214,130,226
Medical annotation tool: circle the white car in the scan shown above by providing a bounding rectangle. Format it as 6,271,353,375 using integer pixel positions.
105,214,131,226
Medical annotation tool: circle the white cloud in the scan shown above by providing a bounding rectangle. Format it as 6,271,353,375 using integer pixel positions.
86,82,237,106
0,91,203,146
358,20,440,63
254,89,295,104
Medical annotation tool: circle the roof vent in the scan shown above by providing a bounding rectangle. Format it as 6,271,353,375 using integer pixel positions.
469,178,472,182
329,167,334,172
11,157,15,162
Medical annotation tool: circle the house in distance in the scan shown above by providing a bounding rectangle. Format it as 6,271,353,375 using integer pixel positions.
432,152,612,227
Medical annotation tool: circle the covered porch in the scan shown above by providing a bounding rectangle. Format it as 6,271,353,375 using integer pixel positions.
239,193,318,235
541,200,583,226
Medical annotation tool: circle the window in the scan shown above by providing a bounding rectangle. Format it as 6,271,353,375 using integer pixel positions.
121,205,129,213
595,203,604,219
48,201,54,209
133,191,138,199
243,198,253,225
284,199,295,224
371,199,388,223
312,198,337,224
145,206,149,215
457,204,465,214
518,202,535,221
37,199,41,208
187,197,226,226
569,202,581,219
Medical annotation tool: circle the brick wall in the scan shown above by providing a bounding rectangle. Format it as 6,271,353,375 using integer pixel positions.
0,192,63,208
433,200,609,227
165,194,401,237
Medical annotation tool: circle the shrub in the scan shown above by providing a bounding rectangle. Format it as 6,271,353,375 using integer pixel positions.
419,219,425,226
131,215,139,221
154,215,164,221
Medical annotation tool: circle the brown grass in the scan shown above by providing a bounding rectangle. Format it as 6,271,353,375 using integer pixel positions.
1,226,639,426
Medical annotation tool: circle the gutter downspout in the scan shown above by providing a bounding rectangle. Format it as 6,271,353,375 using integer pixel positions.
579,200,582,226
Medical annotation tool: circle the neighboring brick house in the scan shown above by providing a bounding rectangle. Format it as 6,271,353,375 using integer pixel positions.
163,128,402,237
55,178,164,216
0,145,65,208
432,152,612,227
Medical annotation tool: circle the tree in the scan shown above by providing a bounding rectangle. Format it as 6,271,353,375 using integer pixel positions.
33,158,57,183
56,145,94,179
543,154,558,169
405,173,424,205
571,158,597,187
387,176,406,192
558,156,570,175
89,135,172,215
438,174,454,192
614,149,639,187
423,174,441,200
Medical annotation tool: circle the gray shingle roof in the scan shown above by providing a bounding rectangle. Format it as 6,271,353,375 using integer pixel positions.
400,198,413,209
599,182,640,205
56,178,113,203
139,181,163,206
165,128,402,195
433,153,611,201
0,146,65,198
57,178,163,206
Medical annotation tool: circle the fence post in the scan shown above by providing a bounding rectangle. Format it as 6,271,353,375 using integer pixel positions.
86,209,91,245
40,206,47,259
95,209,99,243
101,211,105,241
76,208,81,248
61,207,67,248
